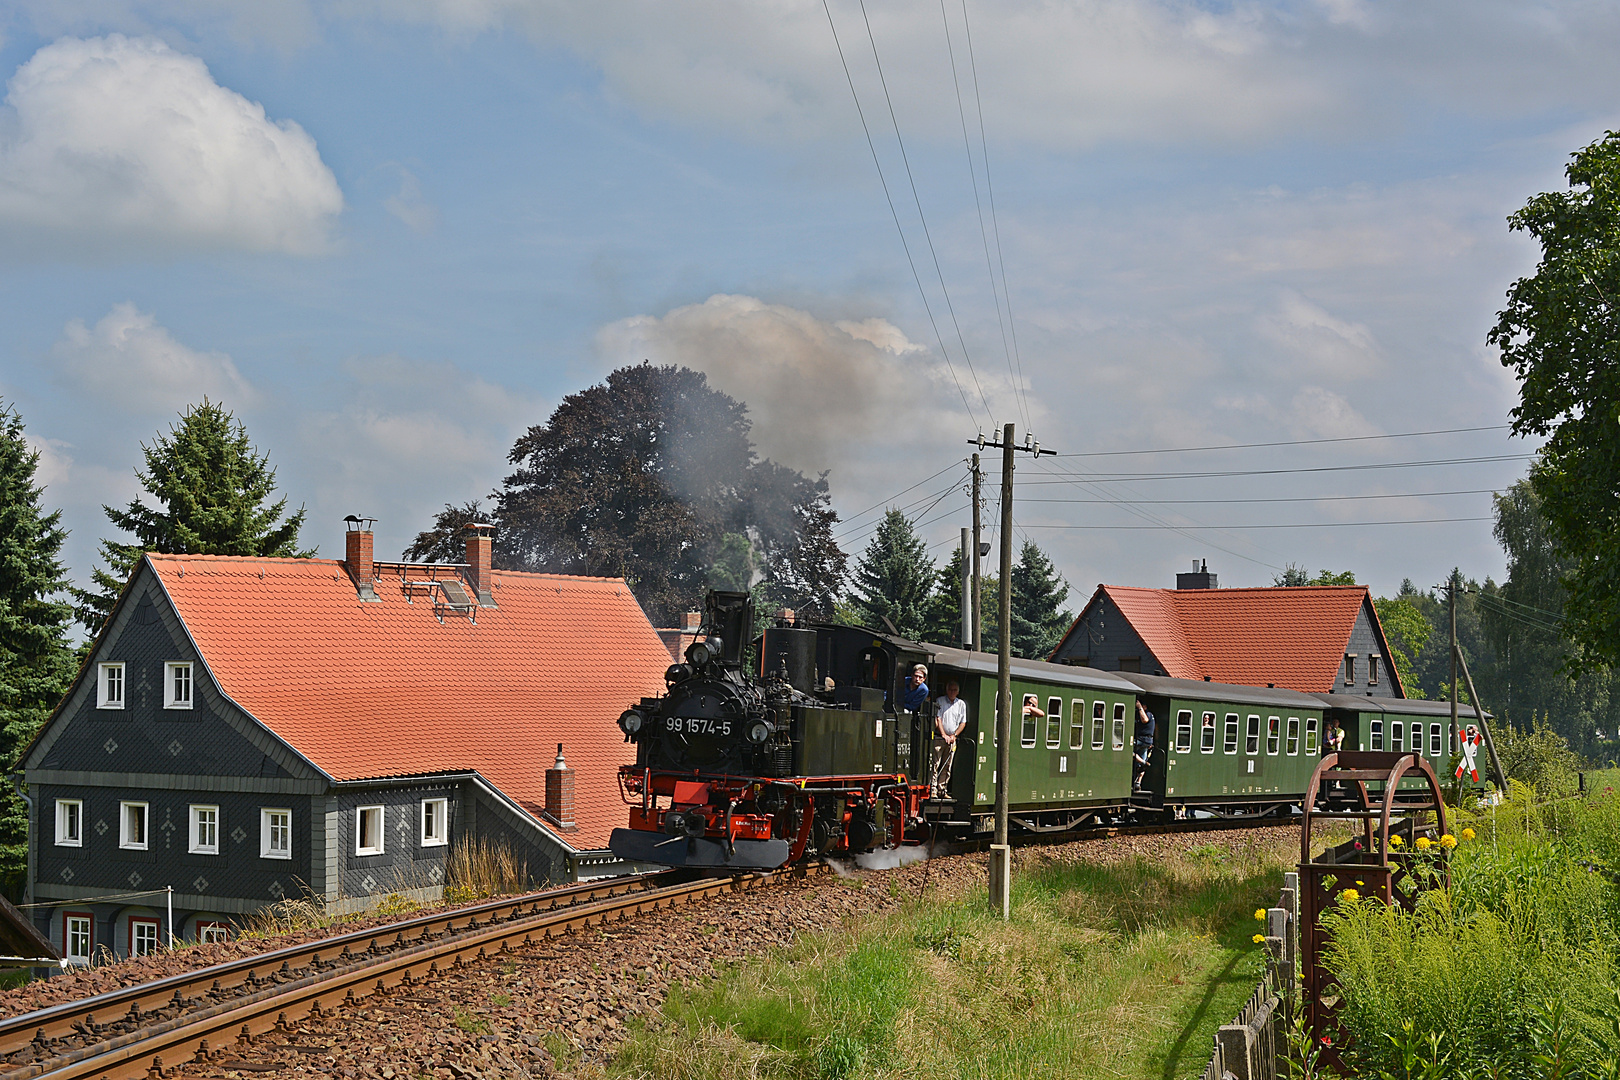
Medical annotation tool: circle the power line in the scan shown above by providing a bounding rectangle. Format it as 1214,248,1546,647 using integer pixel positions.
834,472,969,548
1019,517,1493,530
940,0,1025,430
820,0,983,428
855,0,993,422
1028,453,1530,484
1056,424,1514,458
1018,488,1501,506
834,460,963,534
960,0,1030,434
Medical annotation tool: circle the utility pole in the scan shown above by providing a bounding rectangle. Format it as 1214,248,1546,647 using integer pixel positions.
971,424,1056,919
970,453,983,652
959,528,971,649
1449,569,1458,759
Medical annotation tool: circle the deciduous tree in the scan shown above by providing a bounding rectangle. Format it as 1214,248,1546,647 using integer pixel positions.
1490,131,1620,671
74,401,310,635
0,402,76,894
403,501,487,563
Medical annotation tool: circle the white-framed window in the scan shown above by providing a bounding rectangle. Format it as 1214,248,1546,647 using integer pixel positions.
1091,701,1106,750
1112,703,1127,751
189,805,219,854
1245,715,1261,755
356,805,385,855
1223,713,1239,754
1069,700,1084,750
260,808,291,859
1286,717,1301,756
1266,716,1281,755
1430,723,1442,757
129,917,159,957
1305,717,1320,754
196,921,231,945
1045,698,1063,748
1370,719,1384,750
97,663,125,709
421,798,449,847
119,801,148,850
1200,712,1217,754
1174,710,1193,754
64,913,92,965
163,662,193,709
55,799,82,847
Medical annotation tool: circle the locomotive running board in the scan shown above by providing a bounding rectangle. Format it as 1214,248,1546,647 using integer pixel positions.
609,828,791,871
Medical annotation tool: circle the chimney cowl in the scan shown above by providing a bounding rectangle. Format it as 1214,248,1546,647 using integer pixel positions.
545,742,576,831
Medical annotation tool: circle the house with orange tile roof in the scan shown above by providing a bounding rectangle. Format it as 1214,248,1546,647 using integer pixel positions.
21,522,672,961
1049,565,1404,698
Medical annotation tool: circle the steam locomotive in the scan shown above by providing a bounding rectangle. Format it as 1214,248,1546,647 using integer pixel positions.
606,590,1487,871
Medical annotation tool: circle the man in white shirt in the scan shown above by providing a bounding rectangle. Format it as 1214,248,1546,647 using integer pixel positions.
931,680,969,798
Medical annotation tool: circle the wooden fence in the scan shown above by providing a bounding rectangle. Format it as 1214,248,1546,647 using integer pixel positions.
1201,871,1298,1080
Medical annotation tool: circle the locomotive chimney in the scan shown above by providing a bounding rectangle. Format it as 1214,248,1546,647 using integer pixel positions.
545,743,576,832
464,522,496,607
343,515,379,602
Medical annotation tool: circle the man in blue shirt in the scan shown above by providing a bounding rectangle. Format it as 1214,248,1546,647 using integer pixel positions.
903,664,930,712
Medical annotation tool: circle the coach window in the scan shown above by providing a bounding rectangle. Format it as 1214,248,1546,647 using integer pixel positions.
1343,654,1356,686
1112,703,1127,751
119,801,148,850
1091,701,1106,750
1266,716,1281,755
1305,717,1320,754
97,663,124,709
1245,715,1261,755
163,662,193,710
1430,724,1442,758
1200,712,1216,754
1369,655,1380,686
1046,698,1063,748
129,917,160,958
63,913,92,966
1370,719,1384,750
1069,700,1085,750
1174,711,1193,754
55,799,82,847
356,806,385,856
1286,717,1300,755
1224,714,1239,754
1391,722,1404,752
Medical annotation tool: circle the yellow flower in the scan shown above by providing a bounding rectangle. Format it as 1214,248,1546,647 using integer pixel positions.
1440,834,1457,849
1355,880,1364,886
1252,933,1265,944
1462,827,1476,841
1416,836,1433,851
1254,909,1267,921
1388,835,1404,847
1340,888,1360,903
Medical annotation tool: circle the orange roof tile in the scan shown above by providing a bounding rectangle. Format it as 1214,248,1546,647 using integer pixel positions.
1093,584,1382,694
147,553,671,850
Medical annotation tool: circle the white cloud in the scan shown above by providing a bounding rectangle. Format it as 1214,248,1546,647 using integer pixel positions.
1254,291,1383,380
51,302,257,413
0,35,343,256
384,166,437,233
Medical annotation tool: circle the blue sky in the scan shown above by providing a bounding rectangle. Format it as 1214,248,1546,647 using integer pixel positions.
2,0,1615,613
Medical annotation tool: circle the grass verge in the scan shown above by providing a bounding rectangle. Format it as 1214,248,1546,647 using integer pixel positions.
608,832,1313,1080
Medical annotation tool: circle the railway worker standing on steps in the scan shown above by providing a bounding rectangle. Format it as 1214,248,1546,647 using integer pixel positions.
932,680,968,798
1132,702,1157,791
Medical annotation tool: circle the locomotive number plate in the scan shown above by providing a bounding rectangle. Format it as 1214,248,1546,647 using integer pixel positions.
667,717,733,736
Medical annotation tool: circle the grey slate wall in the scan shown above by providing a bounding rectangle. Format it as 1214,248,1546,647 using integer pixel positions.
1329,600,1399,696
1051,596,1164,674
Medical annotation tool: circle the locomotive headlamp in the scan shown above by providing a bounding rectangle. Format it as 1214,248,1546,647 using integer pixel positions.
687,636,723,667
665,663,692,685
618,709,644,735
746,720,773,745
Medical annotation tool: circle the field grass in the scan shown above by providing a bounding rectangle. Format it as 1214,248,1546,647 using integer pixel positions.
607,832,1319,1080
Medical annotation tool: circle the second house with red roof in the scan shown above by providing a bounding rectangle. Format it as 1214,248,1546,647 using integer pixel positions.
20,522,673,962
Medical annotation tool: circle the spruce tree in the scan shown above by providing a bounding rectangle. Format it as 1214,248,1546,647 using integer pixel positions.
74,401,310,634
849,510,935,639
1009,540,1073,659
0,402,77,895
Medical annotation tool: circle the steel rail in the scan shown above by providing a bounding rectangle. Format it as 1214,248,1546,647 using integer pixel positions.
0,869,700,1076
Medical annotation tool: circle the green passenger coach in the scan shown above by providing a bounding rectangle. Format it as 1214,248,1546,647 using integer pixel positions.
1123,673,1326,816
1312,694,1492,792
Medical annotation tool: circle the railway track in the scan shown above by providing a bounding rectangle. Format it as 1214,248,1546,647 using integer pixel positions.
0,866,814,1080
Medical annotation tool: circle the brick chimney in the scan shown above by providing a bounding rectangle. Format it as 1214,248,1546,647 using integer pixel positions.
544,744,576,832
681,611,701,631
464,523,496,607
344,516,379,602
